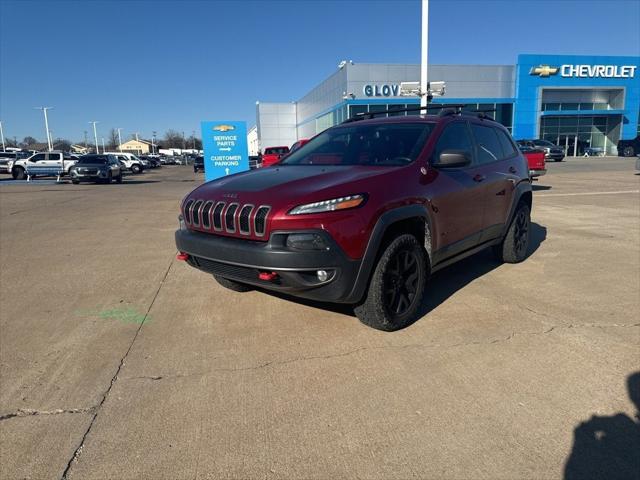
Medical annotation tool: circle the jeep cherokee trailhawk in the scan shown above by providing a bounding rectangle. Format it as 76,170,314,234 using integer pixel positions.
175,107,532,331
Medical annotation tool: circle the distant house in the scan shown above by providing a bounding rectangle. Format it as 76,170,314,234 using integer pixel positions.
118,139,153,155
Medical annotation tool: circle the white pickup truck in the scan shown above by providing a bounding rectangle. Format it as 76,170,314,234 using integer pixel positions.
11,151,77,180
105,152,145,173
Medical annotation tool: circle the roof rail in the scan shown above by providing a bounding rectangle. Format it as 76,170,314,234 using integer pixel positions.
341,104,466,123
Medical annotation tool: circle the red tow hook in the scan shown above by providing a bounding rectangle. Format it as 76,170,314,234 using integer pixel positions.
258,271,278,281
176,252,190,261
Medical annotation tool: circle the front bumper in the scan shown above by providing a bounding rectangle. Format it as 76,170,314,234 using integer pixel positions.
545,152,565,161
175,228,362,303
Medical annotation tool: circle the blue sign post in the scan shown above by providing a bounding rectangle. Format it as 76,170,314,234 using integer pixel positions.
201,121,250,182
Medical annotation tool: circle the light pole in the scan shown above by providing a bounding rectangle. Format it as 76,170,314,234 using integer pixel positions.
152,131,156,154
35,107,53,151
101,138,106,153
116,128,123,152
420,0,429,108
135,132,139,142
89,121,99,153
0,121,5,152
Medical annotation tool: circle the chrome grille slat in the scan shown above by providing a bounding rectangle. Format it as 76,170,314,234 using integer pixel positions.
191,200,203,227
254,206,271,237
212,202,225,231
225,203,239,233
238,204,254,235
201,201,213,229
184,199,194,224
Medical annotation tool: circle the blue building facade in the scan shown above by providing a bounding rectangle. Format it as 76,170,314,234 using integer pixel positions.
255,54,639,156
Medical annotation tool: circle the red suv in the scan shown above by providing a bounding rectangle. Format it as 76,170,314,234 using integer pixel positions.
176,108,532,331
261,146,289,167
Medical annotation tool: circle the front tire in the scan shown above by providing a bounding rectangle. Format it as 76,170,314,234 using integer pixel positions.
214,275,253,292
131,164,141,174
495,204,531,263
12,167,25,180
623,146,635,157
354,234,427,331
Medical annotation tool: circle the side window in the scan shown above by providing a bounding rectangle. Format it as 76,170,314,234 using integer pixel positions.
432,122,474,164
31,154,46,162
48,153,61,161
496,129,517,158
471,124,503,164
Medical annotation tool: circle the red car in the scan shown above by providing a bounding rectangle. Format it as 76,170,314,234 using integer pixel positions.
261,146,289,167
176,108,532,331
289,139,310,153
517,144,546,179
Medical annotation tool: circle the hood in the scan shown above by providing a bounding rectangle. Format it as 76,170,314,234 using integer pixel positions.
188,165,396,207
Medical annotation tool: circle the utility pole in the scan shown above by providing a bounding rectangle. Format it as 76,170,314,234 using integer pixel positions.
192,130,196,149
35,107,53,151
182,131,186,150
0,121,5,152
420,0,429,108
89,121,99,153
116,128,123,152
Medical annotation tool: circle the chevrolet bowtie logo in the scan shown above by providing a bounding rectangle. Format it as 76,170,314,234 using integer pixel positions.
530,65,559,77
212,124,235,132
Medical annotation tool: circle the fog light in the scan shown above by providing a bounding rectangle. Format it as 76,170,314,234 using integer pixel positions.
286,233,328,250
317,270,328,282
178,214,187,231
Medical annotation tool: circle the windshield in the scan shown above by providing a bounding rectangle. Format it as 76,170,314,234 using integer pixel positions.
265,147,288,155
77,156,108,165
533,140,554,147
280,122,433,166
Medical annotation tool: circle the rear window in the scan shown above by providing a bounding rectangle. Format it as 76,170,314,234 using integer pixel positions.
265,147,288,155
77,156,108,164
280,122,434,167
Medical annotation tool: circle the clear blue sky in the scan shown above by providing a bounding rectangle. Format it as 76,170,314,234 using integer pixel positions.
1,0,639,143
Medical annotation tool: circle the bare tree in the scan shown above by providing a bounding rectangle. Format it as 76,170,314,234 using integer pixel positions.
164,129,183,148
186,134,202,150
22,136,38,147
108,128,119,150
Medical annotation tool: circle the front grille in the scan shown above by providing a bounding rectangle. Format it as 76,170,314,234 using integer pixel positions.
188,256,258,282
184,199,271,239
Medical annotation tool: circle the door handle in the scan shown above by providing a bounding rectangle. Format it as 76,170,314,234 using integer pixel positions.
473,174,486,182
509,166,517,174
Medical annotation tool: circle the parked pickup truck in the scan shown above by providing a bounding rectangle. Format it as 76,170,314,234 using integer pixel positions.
261,146,289,167
617,135,640,157
105,152,145,173
11,151,76,180
517,144,546,178
175,108,533,331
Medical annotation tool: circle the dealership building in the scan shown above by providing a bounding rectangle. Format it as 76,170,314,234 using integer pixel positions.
253,54,639,156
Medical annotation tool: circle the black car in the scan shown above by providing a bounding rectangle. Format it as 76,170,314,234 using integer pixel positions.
193,155,204,173
140,155,161,168
517,139,565,162
69,154,123,184
617,135,640,157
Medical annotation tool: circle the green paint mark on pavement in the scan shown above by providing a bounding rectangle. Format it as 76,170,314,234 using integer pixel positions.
75,307,150,325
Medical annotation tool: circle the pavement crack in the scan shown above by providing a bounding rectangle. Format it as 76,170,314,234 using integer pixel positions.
59,254,175,480
0,406,96,422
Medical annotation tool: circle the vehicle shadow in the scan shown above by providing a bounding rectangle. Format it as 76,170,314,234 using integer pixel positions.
533,184,552,191
414,222,547,322
260,222,547,324
564,371,640,480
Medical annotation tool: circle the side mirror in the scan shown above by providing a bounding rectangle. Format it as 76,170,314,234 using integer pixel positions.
434,150,471,168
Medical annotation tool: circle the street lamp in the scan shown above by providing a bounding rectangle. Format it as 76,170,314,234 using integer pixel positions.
35,107,53,151
116,128,123,152
420,0,429,108
0,121,5,152
101,138,106,153
89,121,99,153
152,131,156,154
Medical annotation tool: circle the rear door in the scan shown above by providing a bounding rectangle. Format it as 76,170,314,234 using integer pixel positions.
428,120,487,257
45,152,63,169
469,123,518,241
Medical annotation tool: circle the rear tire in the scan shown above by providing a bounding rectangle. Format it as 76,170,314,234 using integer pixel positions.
354,234,427,331
214,275,253,292
12,167,25,180
494,204,531,263
623,146,635,157
131,164,141,174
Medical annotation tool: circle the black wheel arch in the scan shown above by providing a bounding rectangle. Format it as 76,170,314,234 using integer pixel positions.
501,181,533,239
345,204,433,304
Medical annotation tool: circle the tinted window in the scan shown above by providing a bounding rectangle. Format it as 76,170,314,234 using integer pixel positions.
77,156,108,164
471,124,503,164
496,129,517,157
432,122,474,164
48,153,61,161
31,154,46,162
281,123,434,166
533,140,554,147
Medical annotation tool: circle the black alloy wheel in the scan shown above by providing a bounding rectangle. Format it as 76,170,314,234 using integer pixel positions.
513,208,529,259
383,248,420,317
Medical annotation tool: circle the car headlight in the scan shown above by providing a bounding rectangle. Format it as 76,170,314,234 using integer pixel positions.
288,194,366,215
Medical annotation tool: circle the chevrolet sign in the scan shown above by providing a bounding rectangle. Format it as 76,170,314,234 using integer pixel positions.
212,124,236,132
531,64,637,79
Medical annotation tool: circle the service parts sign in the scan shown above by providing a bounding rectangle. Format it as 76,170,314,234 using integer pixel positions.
201,121,249,182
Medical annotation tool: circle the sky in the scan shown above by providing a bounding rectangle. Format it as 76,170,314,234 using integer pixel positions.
1,0,639,143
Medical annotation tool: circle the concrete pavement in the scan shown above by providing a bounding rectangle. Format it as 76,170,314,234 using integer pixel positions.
1,159,638,479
